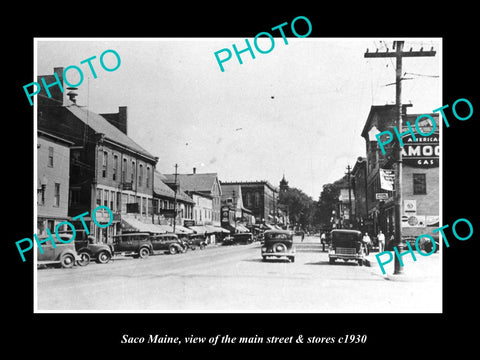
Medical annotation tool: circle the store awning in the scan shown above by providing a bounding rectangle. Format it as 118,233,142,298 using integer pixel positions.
122,218,170,234
188,225,210,234
174,225,194,234
205,225,230,234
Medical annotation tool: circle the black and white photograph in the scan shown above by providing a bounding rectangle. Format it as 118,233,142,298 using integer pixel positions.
33,37,442,312
7,7,479,356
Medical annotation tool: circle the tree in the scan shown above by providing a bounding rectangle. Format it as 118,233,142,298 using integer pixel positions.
316,183,340,227
278,187,314,229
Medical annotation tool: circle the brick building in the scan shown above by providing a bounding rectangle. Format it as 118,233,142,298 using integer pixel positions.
361,104,440,241
37,67,158,243
220,181,279,225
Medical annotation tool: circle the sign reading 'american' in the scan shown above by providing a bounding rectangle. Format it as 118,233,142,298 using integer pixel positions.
401,132,439,168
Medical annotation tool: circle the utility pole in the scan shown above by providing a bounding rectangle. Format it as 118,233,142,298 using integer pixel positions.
173,163,178,233
365,40,436,275
346,165,352,227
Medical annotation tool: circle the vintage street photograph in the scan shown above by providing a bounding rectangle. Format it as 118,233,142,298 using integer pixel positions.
33,38,442,312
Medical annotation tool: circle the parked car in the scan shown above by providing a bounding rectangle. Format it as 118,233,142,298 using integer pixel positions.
36,234,85,268
232,232,254,245
112,232,153,258
261,230,295,262
58,230,113,264
222,235,234,246
328,229,366,266
150,233,187,255
187,234,207,250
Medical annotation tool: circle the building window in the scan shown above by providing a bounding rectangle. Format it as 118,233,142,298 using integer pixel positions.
48,147,54,167
117,191,122,212
110,191,115,211
104,189,109,207
139,164,143,187
246,193,252,207
131,161,136,183
413,173,427,195
54,183,60,207
255,192,260,207
96,189,102,206
146,166,150,188
122,158,127,182
102,151,108,178
113,155,118,181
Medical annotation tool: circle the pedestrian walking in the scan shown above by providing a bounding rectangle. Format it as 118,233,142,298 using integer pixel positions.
301,231,305,242
362,232,371,255
377,230,385,252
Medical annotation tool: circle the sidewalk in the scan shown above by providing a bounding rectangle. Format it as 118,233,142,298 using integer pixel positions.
365,250,442,282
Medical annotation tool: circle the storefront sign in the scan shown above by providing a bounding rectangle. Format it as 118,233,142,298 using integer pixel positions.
404,199,417,215
379,169,395,191
401,132,439,168
376,192,389,200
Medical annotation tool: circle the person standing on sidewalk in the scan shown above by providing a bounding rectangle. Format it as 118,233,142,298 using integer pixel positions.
362,232,371,255
377,230,385,252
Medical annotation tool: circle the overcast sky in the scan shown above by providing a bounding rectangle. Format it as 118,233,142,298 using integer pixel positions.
36,38,441,199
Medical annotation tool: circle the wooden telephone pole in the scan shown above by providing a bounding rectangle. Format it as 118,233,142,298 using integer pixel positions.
173,163,178,233
365,41,436,274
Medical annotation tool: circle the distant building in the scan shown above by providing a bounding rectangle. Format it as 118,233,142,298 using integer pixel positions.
163,169,222,227
220,181,279,225
351,157,369,230
153,171,194,231
220,183,254,233
37,130,74,235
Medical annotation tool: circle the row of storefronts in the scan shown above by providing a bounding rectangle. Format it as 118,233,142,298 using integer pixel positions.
36,67,286,244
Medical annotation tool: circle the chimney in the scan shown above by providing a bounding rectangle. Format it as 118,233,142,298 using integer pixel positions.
100,106,128,134
37,67,68,106
193,167,196,174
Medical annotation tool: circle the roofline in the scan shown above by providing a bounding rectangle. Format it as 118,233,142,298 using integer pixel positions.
360,104,413,139
37,129,75,146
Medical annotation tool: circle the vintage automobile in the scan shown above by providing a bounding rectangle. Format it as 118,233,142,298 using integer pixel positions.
36,234,85,268
232,232,254,245
150,233,187,255
112,232,153,258
58,230,113,264
261,230,295,262
186,234,207,250
328,229,366,266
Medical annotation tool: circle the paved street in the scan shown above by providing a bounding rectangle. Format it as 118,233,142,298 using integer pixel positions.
36,236,441,312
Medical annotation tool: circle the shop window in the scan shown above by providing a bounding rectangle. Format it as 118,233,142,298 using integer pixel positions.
413,173,427,194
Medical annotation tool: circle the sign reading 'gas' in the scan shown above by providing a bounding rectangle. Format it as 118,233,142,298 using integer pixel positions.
401,132,439,168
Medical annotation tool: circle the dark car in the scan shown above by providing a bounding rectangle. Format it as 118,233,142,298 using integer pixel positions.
112,232,153,258
36,235,84,268
150,233,187,255
261,230,295,262
187,234,207,250
58,230,113,264
232,232,254,245
328,229,366,266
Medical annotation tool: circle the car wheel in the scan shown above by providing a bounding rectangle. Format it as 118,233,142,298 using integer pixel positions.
60,253,75,268
169,245,179,255
77,252,90,266
289,256,295,263
190,245,197,251
139,247,150,259
262,256,267,261
358,259,363,266
96,251,111,264
199,243,205,250
329,257,335,265
273,243,287,253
